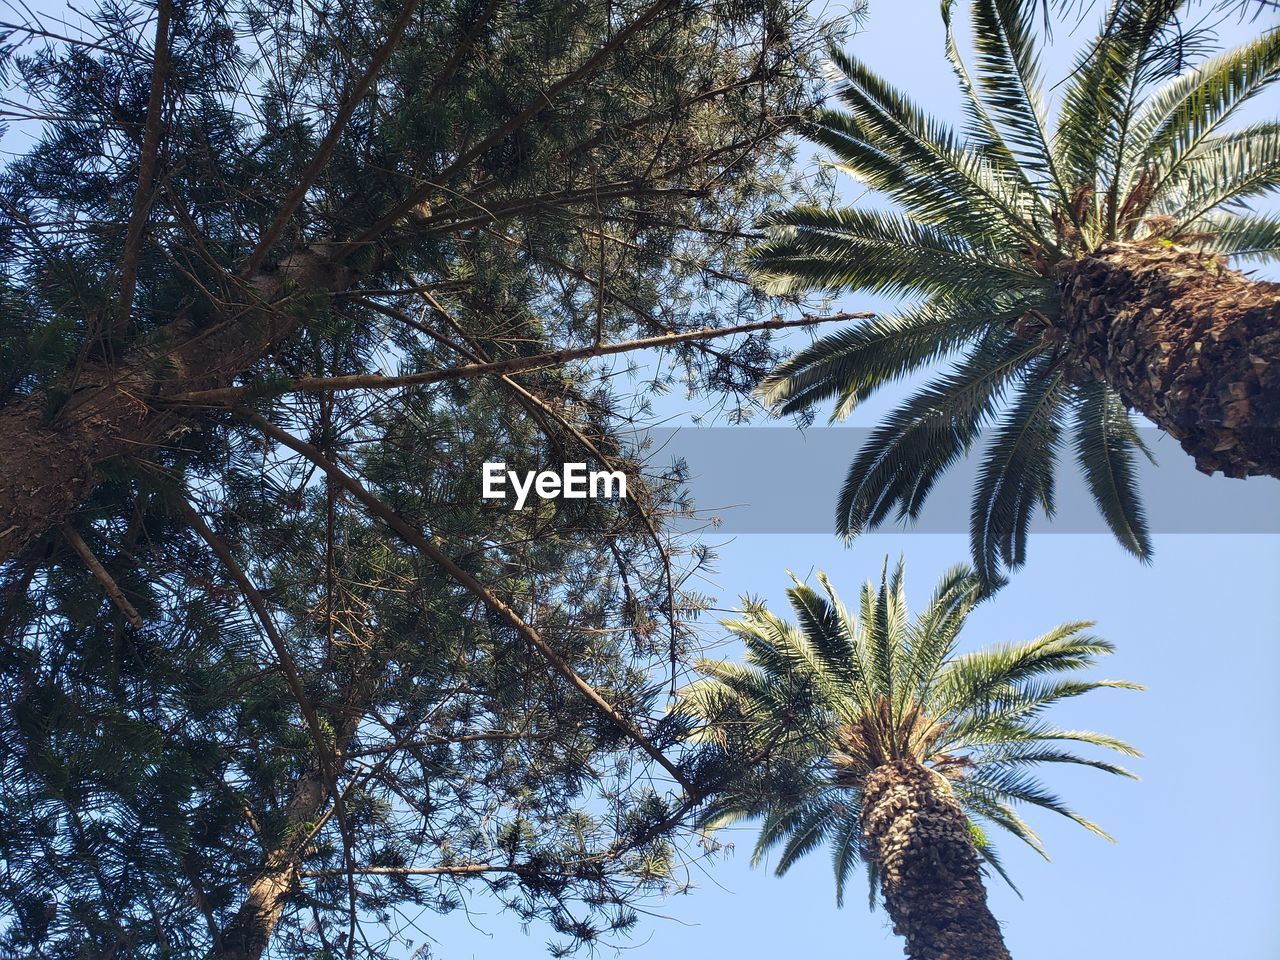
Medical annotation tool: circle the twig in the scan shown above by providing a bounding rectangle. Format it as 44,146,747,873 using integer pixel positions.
240,0,425,277
174,499,331,764
176,497,364,945
114,0,173,341
59,523,144,628
350,0,680,248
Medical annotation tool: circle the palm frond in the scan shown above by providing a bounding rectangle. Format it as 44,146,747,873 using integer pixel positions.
960,766,1117,840
830,802,865,907
737,600,847,716
972,744,1139,779
977,723,1143,758
1072,382,1153,559
1054,0,1187,236
904,564,982,700
822,49,1048,246
835,332,1041,538
943,677,1144,747
969,356,1068,588
751,795,833,868
1130,27,1280,193
941,0,1030,179
930,622,1110,716
757,294,1032,418
960,792,1048,860
786,576,874,713
1192,210,1280,260
969,819,1025,895
749,206,1040,298
1156,122,1280,224
859,559,905,707
773,798,841,875
966,0,1071,205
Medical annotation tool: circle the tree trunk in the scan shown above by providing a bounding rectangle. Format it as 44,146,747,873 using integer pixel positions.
214,671,373,960
1054,240,1280,479
0,244,356,567
860,761,1012,960
215,768,330,960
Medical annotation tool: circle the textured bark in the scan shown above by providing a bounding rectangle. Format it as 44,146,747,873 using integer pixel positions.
215,768,329,960
214,675,372,960
1053,241,1280,478
861,761,1011,960
0,245,356,566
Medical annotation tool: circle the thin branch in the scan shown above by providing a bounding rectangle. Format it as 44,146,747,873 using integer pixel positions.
59,523,144,628
177,497,366,947
174,499,332,764
349,0,678,248
497,374,684,696
170,312,872,403
302,864,528,878
409,183,704,238
114,0,172,341
416,0,502,105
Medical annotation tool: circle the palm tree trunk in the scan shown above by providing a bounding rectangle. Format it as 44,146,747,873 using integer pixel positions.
861,761,1012,960
1055,240,1280,479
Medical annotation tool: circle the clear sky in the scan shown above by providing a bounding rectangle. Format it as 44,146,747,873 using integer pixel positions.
423,1,1280,958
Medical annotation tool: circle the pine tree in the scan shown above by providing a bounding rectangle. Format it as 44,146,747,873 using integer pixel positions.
0,0,852,954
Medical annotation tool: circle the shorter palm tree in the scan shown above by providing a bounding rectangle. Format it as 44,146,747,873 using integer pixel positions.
679,561,1141,960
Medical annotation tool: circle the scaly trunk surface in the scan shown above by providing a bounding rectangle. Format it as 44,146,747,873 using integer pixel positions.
861,761,1012,960
1055,241,1280,479
215,768,330,960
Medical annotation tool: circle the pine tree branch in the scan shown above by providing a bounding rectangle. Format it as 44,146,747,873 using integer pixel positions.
417,0,503,106
170,312,871,403
113,0,172,343
414,183,707,236
406,279,687,697
177,497,366,957
58,523,144,628
302,864,535,878
174,498,333,767
237,408,695,790
240,0,425,277
498,371,684,694
350,0,680,248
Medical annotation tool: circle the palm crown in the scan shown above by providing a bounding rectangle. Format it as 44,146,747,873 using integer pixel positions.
751,0,1280,585
680,561,1140,904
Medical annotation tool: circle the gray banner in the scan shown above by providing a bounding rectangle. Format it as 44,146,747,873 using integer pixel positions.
637,427,1280,534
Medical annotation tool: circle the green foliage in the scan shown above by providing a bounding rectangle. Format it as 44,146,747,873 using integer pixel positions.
751,0,1280,585
677,561,1140,906
0,0,856,955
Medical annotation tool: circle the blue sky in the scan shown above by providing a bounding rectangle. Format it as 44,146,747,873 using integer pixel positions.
423,1,1280,958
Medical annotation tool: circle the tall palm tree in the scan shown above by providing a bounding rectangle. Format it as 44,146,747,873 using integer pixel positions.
751,0,1280,585
679,562,1140,960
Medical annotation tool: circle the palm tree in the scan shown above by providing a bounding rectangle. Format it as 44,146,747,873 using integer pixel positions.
751,0,1280,585
678,561,1140,960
